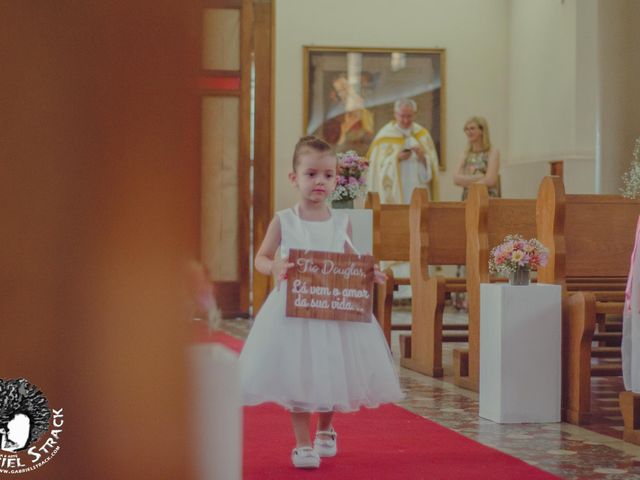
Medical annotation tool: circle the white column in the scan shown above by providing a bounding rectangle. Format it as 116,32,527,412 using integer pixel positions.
479,283,562,423
191,344,242,480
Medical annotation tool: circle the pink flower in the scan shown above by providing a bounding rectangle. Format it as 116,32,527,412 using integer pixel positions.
489,234,549,275
332,151,368,202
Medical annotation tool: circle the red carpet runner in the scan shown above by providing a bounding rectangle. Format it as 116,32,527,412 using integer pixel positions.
198,328,559,479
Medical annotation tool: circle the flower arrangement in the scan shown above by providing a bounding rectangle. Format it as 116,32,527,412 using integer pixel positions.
489,234,549,276
620,137,640,199
330,150,369,202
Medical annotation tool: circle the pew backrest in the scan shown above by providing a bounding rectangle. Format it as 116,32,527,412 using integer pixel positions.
537,176,640,283
410,188,466,282
366,192,410,261
465,183,537,285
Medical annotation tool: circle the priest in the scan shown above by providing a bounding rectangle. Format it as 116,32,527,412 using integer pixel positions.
366,98,439,203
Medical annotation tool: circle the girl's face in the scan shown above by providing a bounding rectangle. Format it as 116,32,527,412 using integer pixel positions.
464,121,482,143
289,150,337,203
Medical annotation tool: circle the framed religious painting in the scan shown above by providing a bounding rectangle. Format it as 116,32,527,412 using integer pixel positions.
303,46,446,170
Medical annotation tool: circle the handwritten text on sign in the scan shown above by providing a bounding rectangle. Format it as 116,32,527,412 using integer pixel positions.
285,249,374,322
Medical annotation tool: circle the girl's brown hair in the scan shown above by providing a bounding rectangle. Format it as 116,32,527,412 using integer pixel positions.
292,135,334,171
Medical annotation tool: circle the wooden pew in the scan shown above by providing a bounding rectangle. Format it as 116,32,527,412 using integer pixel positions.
565,291,624,424
399,188,466,377
536,175,640,425
365,192,411,345
454,184,537,391
549,160,564,180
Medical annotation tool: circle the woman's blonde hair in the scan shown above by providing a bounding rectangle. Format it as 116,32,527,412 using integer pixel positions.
464,116,491,153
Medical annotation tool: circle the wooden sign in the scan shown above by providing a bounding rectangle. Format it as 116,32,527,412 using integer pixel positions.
285,248,374,322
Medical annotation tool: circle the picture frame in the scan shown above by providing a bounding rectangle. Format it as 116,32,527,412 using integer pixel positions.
303,46,446,170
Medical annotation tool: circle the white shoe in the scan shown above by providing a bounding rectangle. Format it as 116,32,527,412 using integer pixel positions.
313,428,337,457
291,447,320,469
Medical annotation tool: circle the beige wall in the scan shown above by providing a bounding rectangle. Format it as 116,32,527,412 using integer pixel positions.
274,0,510,207
597,0,640,194
504,0,597,196
274,0,640,204
503,0,640,197
508,0,579,165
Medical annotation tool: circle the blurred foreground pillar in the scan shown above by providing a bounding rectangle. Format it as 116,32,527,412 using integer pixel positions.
0,2,201,479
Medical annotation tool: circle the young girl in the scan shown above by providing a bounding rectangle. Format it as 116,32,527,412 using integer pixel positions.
239,136,403,469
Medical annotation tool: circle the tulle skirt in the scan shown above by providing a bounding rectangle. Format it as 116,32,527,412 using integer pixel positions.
238,285,404,412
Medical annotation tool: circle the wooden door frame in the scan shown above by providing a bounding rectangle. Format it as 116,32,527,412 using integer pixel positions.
199,4,251,318
202,0,273,317
250,0,274,315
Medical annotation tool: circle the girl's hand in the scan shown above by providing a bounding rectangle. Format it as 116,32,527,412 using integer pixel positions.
272,256,294,291
372,264,387,285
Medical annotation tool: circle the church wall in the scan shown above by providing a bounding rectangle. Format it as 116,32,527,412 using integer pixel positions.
273,0,638,204
597,0,640,194
274,0,510,207
504,0,597,196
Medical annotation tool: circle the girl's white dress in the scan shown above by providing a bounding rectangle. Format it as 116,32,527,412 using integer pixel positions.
239,207,404,412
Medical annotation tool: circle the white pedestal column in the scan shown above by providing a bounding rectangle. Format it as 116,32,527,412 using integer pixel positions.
479,283,561,423
334,209,372,254
191,344,242,480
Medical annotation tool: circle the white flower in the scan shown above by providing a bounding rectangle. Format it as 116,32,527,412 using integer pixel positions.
621,137,640,199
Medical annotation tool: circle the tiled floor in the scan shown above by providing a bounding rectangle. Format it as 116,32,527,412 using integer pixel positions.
220,306,640,479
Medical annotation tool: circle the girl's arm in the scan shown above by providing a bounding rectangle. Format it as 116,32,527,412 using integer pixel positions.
452,153,483,187
471,149,500,188
344,218,386,284
255,216,293,287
